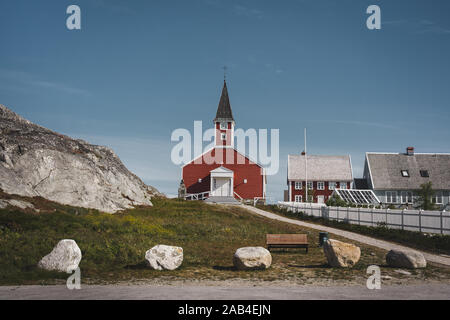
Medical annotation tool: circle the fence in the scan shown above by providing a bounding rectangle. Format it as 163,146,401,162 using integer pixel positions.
277,201,450,235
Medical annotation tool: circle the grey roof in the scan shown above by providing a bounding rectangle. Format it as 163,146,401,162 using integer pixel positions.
214,81,234,122
288,155,353,181
366,152,450,190
354,178,369,189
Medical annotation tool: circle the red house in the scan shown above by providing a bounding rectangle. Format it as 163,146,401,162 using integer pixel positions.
286,153,353,203
181,81,266,203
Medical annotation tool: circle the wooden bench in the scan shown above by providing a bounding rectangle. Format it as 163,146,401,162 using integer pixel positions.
266,234,309,253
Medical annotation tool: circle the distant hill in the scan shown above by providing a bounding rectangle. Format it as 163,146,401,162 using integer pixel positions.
0,104,163,213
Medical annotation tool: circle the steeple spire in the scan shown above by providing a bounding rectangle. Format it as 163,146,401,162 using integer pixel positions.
214,80,234,123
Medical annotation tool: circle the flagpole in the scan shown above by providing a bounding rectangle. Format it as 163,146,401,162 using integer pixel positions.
304,128,307,203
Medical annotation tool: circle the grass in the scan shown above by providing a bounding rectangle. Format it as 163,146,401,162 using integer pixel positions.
257,204,450,256
1,196,449,285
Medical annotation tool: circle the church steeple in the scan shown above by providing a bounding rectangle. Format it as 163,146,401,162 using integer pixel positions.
214,80,235,148
214,80,234,123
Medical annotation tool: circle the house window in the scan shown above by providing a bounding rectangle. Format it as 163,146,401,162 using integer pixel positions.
432,192,443,204
221,133,226,141
386,191,398,203
220,122,227,130
294,195,302,202
328,182,336,190
401,170,409,177
307,181,313,190
401,191,413,203
317,181,325,190
294,181,302,190
420,170,429,177
340,182,347,189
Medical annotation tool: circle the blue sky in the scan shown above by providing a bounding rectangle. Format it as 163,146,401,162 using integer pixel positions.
1,0,450,200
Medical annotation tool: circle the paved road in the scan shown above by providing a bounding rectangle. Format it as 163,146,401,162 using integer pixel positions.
243,206,450,266
1,284,449,300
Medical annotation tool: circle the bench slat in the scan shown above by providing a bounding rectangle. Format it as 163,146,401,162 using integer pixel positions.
266,234,308,245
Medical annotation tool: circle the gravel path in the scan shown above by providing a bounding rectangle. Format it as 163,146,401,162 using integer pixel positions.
1,284,449,300
243,205,450,266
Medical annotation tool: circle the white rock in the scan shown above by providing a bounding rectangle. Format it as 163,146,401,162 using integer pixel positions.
386,249,427,269
323,239,361,268
233,247,272,270
38,239,82,272
394,269,412,276
145,245,183,270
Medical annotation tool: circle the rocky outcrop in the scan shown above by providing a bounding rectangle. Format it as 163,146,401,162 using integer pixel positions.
323,239,361,268
386,249,427,269
145,245,184,270
38,239,82,272
0,199,35,210
233,247,272,270
0,104,163,213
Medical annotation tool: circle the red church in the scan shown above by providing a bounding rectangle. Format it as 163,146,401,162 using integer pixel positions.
180,80,266,204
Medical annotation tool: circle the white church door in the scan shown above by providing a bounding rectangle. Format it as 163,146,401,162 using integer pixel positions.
210,166,234,197
213,178,231,197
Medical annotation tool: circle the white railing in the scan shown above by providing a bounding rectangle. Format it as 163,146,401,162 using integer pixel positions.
253,197,266,206
185,191,210,201
234,192,243,201
277,201,450,235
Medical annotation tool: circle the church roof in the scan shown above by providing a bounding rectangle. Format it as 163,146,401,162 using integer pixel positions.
214,81,234,122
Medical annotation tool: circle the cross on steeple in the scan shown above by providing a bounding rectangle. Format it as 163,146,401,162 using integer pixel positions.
223,66,227,82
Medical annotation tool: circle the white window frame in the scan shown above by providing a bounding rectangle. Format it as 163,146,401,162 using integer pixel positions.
401,191,413,204
340,182,347,189
294,181,302,190
432,192,443,204
328,182,336,190
307,181,313,190
294,195,302,202
317,181,325,190
401,170,409,177
220,122,227,130
386,191,398,204
221,133,226,141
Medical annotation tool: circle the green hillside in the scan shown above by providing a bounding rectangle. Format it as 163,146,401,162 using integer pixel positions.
1,195,448,285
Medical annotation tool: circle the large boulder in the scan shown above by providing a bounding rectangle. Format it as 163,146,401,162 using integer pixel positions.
323,239,361,268
145,245,183,270
38,239,82,272
386,249,427,269
233,247,272,270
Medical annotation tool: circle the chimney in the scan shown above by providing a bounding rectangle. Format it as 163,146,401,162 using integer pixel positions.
301,151,306,156
406,147,414,156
